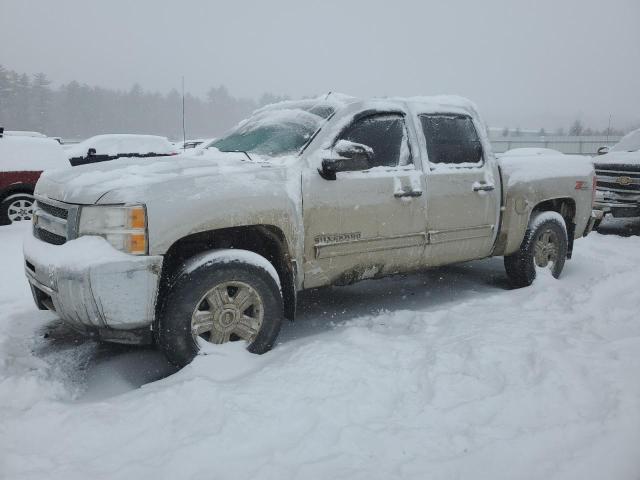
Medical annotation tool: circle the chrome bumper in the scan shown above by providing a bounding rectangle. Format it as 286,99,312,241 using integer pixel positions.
24,233,163,343
593,190,640,213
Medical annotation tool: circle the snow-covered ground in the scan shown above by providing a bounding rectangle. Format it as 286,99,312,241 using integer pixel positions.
1,220,639,480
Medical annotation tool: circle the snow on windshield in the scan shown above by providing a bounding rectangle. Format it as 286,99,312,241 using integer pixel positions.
212,108,324,157
612,128,640,152
211,95,355,157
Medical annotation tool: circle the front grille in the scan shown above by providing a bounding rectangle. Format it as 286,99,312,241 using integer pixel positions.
596,180,640,192
595,167,640,193
34,227,66,245
38,200,69,219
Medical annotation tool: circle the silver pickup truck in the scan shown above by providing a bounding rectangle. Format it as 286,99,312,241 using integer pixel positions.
24,94,598,367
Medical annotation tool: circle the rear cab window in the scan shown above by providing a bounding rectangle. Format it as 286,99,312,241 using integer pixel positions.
419,114,483,167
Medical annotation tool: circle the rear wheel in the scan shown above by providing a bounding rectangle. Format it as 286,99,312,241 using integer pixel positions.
157,250,283,368
504,212,568,288
0,193,35,225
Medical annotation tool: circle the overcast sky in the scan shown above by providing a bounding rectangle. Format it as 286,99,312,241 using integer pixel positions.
1,0,638,130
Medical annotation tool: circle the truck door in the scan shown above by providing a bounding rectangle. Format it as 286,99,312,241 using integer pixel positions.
419,114,501,264
302,112,428,288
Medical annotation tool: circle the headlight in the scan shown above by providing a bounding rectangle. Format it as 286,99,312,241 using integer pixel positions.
78,205,148,255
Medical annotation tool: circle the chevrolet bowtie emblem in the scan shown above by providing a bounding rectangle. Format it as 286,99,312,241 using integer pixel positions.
617,176,632,186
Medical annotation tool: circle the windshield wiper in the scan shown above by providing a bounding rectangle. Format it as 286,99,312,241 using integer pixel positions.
219,150,253,161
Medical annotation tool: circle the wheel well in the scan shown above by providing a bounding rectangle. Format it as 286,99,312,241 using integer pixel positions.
158,225,297,321
0,184,35,203
531,198,576,258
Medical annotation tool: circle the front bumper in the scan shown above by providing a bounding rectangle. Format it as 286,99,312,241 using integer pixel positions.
24,233,163,344
593,190,640,217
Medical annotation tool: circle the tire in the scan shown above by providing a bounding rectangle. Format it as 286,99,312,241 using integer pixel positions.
157,250,283,368
0,193,35,225
504,211,568,288
592,218,602,231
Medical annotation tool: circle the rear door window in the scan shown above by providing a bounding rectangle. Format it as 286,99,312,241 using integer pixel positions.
420,115,483,165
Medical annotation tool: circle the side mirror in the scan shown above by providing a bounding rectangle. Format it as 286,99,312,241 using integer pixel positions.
319,140,374,180
87,147,97,156
596,146,610,155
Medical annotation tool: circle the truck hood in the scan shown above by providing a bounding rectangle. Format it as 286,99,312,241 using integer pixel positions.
35,151,289,204
593,151,640,169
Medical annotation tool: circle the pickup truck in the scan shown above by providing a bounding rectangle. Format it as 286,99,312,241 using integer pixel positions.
24,95,598,367
593,128,640,227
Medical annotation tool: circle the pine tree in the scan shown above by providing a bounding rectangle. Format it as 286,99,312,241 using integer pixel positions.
569,119,584,136
31,72,52,134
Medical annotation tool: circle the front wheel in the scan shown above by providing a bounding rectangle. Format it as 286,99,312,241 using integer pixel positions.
157,250,283,368
504,212,568,288
0,193,35,225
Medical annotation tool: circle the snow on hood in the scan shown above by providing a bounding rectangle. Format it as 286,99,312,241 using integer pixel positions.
0,136,70,172
594,150,640,167
37,149,288,204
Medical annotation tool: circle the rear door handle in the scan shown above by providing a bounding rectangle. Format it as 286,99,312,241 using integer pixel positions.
473,183,495,192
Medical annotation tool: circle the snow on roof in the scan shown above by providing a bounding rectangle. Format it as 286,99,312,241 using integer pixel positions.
255,93,358,117
66,134,175,159
0,136,70,172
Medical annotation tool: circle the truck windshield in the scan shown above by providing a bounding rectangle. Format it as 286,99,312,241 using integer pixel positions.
612,128,640,152
212,103,335,157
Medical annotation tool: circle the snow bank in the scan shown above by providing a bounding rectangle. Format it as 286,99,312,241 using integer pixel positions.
2,221,640,479
66,134,175,159
0,136,70,172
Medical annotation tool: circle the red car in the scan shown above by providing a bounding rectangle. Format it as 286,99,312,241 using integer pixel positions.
0,132,69,225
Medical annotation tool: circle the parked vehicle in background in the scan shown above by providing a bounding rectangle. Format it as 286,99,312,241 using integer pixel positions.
25,94,598,368
3,130,47,139
67,134,177,166
593,128,640,228
0,135,69,224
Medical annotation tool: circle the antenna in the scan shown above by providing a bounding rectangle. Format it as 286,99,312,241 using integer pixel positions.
606,114,612,145
181,76,186,150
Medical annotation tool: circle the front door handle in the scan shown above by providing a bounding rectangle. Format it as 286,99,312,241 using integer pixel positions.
394,190,423,198
473,183,495,192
